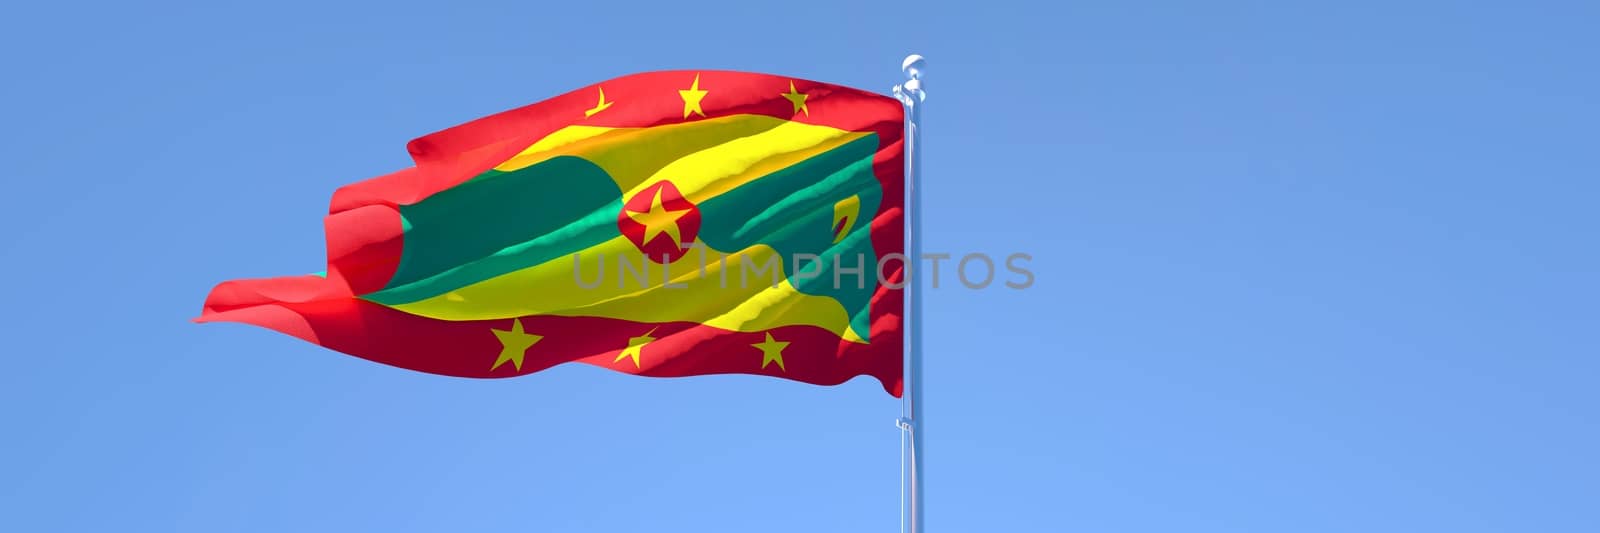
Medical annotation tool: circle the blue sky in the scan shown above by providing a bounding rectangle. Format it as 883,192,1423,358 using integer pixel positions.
3,1,1597,531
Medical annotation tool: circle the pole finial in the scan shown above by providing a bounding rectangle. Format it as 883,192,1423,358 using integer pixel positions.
893,54,927,105
902,54,926,80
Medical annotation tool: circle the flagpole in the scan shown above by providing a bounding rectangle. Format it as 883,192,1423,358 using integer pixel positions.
894,53,927,533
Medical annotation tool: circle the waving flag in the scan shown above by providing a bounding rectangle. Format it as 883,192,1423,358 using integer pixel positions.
198,70,905,396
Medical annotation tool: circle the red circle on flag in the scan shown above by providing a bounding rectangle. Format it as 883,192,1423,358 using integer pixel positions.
618,180,701,263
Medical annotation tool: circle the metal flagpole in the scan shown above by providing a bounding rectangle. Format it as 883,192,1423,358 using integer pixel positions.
894,53,927,533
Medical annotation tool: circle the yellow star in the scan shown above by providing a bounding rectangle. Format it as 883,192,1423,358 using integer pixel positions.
626,185,691,248
490,318,543,372
614,328,657,369
752,332,789,372
679,74,708,118
584,86,614,118
781,81,809,116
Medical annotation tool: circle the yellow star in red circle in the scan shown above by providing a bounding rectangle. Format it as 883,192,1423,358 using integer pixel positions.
626,185,691,248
